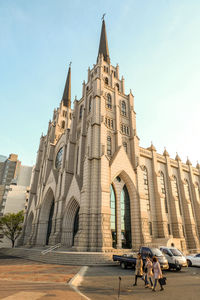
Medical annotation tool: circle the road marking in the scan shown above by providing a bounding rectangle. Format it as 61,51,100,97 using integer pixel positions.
2,291,46,300
68,266,91,300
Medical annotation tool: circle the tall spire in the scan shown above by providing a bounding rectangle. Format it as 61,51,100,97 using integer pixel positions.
97,16,110,64
62,63,71,108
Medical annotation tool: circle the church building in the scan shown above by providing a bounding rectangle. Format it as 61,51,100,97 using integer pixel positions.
21,19,200,253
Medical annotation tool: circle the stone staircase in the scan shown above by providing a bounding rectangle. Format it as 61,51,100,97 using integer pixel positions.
0,247,126,266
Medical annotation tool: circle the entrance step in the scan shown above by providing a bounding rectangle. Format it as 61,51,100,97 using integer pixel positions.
0,247,124,266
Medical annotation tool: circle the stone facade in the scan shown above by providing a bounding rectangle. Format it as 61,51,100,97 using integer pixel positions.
21,20,200,253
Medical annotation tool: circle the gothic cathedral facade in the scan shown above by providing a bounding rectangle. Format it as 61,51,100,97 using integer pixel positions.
21,20,200,253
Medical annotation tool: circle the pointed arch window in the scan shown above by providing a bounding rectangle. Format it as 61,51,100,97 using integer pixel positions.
172,176,182,215
143,166,150,211
105,77,109,85
89,97,92,112
195,182,200,203
121,101,126,116
116,83,119,91
106,93,112,109
110,184,117,248
120,185,132,248
79,105,83,119
160,171,168,213
107,136,112,156
184,179,191,200
55,147,63,169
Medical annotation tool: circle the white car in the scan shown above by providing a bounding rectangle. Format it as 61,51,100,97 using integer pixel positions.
159,246,187,271
186,253,200,267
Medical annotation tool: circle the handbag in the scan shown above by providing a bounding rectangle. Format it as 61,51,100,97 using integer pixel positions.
159,277,167,285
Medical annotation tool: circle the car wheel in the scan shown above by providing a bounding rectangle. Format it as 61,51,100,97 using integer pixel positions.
120,262,127,269
175,265,182,272
187,260,192,267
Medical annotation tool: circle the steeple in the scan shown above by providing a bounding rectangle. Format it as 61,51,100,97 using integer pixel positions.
62,64,71,108
97,17,110,64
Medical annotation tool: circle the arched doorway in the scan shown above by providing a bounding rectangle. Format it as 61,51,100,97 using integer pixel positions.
36,188,55,246
62,198,80,248
46,201,55,245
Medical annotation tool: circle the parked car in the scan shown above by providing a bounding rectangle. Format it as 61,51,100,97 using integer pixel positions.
159,246,187,271
186,253,200,267
113,246,169,270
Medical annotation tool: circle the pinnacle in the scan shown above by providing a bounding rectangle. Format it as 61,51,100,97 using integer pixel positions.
62,65,71,108
97,19,110,64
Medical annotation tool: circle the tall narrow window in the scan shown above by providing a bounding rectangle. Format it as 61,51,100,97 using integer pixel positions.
184,179,194,216
61,121,65,129
79,105,83,119
106,94,112,109
55,147,63,169
105,77,108,85
160,171,168,213
121,101,126,116
107,136,112,156
184,179,191,200
167,223,171,235
149,222,153,236
116,83,119,91
172,176,182,215
76,147,79,174
110,185,117,248
120,185,132,248
123,142,127,153
143,166,150,211
195,182,200,203
89,97,92,112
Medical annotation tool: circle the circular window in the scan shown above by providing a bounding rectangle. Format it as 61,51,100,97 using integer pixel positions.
55,147,63,169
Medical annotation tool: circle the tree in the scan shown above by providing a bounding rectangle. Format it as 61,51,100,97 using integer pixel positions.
0,211,24,248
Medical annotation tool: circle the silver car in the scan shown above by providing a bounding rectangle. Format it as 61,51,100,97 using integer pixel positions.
159,246,187,271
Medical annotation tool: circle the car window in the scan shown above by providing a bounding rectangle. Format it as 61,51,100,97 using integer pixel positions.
195,254,200,258
151,248,163,257
162,249,172,256
169,248,182,256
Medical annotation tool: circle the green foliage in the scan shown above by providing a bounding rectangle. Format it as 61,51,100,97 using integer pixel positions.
0,211,24,247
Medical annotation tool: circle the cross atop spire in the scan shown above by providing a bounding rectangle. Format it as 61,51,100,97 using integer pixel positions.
97,17,110,64
62,64,71,108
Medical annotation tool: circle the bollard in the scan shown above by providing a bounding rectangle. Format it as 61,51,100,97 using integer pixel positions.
118,276,121,300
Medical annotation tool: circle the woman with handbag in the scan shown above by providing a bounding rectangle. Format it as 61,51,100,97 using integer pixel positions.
144,256,153,288
133,253,144,286
152,256,164,291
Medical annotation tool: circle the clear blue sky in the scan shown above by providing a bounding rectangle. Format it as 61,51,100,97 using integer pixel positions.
0,0,200,166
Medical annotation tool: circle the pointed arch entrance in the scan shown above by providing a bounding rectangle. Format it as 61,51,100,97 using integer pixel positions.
62,198,80,248
36,188,55,245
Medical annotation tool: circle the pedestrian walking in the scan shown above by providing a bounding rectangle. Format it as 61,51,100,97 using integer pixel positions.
144,256,153,288
152,256,164,291
133,253,144,286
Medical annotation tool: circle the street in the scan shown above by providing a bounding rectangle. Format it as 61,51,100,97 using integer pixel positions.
0,253,200,300
80,265,200,300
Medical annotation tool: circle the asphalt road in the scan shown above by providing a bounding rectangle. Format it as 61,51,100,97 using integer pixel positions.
80,265,200,300
1,252,200,300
